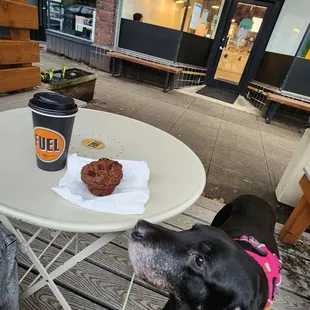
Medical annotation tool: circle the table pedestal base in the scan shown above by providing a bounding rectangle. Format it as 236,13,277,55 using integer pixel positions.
0,214,122,310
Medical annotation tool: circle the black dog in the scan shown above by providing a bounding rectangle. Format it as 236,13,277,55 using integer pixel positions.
128,195,281,310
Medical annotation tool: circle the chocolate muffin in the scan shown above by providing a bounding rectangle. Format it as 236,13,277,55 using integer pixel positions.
81,158,123,197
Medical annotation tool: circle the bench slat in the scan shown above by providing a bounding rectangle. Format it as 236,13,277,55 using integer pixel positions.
107,52,182,74
267,93,310,112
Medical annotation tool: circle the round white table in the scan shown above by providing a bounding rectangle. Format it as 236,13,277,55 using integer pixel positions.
0,107,205,309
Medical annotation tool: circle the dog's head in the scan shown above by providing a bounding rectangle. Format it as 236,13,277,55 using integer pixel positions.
128,220,262,310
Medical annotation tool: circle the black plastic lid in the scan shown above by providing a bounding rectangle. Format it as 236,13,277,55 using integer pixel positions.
29,92,78,116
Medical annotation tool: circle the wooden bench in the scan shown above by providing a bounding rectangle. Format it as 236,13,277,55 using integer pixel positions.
280,167,310,244
263,93,310,124
107,52,182,92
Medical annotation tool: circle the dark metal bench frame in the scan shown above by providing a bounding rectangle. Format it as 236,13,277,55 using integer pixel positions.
108,52,182,92
262,93,310,127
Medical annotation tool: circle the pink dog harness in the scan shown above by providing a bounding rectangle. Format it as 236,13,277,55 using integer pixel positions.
235,235,282,310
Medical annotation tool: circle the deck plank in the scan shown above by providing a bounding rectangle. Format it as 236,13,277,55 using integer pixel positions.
13,221,163,294
17,238,168,310
14,222,310,304
11,198,310,309
19,268,108,310
12,201,310,264
12,203,310,275
273,289,310,309
16,230,310,309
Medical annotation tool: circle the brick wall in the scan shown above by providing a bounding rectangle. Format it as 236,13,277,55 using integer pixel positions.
95,0,118,48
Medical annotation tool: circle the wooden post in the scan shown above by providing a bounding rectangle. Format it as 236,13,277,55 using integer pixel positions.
279,175,310,244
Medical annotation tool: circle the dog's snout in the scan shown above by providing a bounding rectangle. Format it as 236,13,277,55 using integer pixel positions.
132,220,148,240
132,229,144,240
131,220,159,241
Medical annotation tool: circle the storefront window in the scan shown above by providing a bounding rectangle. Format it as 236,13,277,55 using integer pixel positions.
119,0,226,66
183,0,225,39
282,23,310,97
266,0,309,57
298,25,310,59
47,0,96,41
119,0,190,61
121,0,186,31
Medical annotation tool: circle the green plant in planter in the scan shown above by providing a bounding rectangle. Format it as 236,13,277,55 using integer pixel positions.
46,69,54,82
61,64,67,79
40,69,54,83
40,69,46,82
41,65,68,83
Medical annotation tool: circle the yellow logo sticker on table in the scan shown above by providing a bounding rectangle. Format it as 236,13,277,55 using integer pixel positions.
82,139,105,149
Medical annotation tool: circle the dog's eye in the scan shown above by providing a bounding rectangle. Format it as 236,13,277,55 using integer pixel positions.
195,255,205,269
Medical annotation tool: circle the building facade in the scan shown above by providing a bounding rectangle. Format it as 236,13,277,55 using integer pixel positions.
42,0,309,97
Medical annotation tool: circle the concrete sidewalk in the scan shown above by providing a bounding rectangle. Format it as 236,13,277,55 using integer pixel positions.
38,49,302,221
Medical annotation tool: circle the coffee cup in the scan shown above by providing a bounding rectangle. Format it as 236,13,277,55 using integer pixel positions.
29,92,78,171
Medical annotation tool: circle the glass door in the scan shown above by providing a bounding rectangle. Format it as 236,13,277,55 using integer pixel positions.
206,0,274,92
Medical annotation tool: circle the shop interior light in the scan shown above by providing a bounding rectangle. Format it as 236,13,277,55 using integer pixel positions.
294,28,301,33
175,0,185,3
212,5,220,9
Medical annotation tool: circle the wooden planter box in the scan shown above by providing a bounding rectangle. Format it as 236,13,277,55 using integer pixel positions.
43,68,96,102
0,0,40,93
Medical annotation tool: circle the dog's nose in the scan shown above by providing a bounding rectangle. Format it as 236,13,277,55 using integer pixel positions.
131,220,149,240
132,228,144,240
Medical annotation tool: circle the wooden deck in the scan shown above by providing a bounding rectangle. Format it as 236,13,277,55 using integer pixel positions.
12,197,310,310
